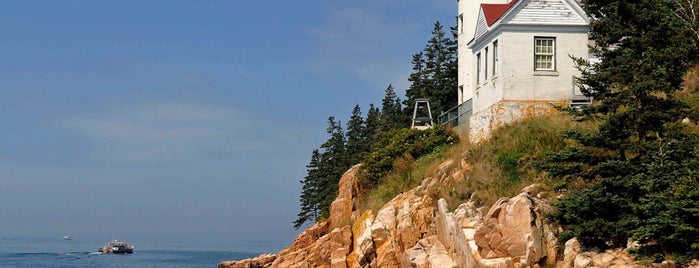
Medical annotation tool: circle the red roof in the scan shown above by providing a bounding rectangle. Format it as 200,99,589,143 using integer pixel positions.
482,0,518,26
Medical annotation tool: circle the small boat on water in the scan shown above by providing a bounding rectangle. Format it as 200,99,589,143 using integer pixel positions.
98,240,134,254
63,235,72,240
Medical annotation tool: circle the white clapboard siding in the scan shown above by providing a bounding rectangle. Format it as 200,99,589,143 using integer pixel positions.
507,0,586,25
474,9,490,42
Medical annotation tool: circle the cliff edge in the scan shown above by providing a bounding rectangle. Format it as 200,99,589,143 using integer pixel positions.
220,160,699,268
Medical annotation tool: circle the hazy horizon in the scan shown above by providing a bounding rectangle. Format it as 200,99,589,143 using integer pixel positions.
0,0,455,253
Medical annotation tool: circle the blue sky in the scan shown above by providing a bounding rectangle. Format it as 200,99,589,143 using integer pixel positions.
0,1,455,252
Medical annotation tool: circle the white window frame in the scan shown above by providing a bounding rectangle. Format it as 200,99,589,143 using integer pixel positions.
492,40,498,76
534,37,556,71
476,52,481,85
484,47,489,80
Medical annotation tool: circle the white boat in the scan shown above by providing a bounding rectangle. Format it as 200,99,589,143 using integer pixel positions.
98,240,134,254
63,235,72,240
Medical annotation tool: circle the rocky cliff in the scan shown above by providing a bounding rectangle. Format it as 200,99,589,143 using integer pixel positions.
219,159,698,268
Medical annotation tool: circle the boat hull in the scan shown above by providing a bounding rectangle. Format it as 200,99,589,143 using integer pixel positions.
98,240,134,254
98,247,134,254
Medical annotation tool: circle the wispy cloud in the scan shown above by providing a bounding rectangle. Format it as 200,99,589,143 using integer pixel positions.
306,5,418,91
56,101,257,163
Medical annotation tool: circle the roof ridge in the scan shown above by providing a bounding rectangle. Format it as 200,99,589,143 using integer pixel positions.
481,0,518,26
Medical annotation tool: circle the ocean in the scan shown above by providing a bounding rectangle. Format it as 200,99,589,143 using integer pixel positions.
0,237,263,268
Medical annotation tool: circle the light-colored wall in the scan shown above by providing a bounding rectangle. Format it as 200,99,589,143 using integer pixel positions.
457,0,509,105
471,30,588,113
470,32,503,113
469,100,567,142
456,0,590,142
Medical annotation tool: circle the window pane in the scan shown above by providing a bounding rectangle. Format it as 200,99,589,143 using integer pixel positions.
535,55,553,70
534,38,555,70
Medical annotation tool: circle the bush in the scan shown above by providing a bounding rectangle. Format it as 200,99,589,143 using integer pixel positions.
360,126,458,189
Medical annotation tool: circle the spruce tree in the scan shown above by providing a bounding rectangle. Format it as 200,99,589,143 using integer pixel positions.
294,149,322,229
541,0,699,259
379,84,405,131
316,116,347,219
345,104,366,165
672,0,699,50
404,21,458,118
364,103,381,148
405,52,427,105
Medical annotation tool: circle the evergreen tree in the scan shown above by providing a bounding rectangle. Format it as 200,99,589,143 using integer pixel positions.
404,21,458,118
294,149,322,229
405,52,427,104
345,104,367,165
364,103,381,148
672,0,699,50
379,84,405,131
295,116,350,226
541,0,699,259
316,116,348,219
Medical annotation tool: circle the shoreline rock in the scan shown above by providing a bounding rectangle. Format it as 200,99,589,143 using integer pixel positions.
219,161,699,268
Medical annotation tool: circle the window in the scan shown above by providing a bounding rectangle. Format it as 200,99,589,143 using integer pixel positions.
476,52,481,85
492,40,498,76
484,47,489,80
534,37,555,71
458,15,464,34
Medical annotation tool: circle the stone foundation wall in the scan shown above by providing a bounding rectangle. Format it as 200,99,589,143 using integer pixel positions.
469,100,568,143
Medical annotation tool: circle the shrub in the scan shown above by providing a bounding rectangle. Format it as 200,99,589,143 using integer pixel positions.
360,126,458,190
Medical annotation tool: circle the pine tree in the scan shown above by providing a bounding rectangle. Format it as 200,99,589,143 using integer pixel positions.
316,116,348,219
404,21,458,118
364,103,381,148
541,0,699,259
379,84,405,131
672,0,699,50
405,52,427,105
345,104,367,165
294,149,322,229
295,116,351,226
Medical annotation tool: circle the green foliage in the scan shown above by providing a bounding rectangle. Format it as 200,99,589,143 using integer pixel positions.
294,116,349,228
404,21,458,118
294,149,322,229
542,0,699,260
496,150,522,183
551,135,699,259
364,104,381,147
295,20,460,229
361,127,458,189
346,104,367,165
379,84,406,132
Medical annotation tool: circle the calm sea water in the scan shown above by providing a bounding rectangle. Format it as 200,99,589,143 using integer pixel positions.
0,237,262,268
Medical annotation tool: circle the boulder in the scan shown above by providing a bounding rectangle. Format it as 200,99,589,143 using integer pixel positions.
395,192,435,251
372,205,401,267
402,238,430,268
435,198,478,267
348,210,376,267
474,192,556,266
559,238,582,268
218,253,276,268
329,165,361,229
402,236,456,268
427,238,457,268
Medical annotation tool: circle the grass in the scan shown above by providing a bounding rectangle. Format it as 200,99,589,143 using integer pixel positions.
355,111,598,214
354,65,699,214
457,113,598,209
355,140,463,213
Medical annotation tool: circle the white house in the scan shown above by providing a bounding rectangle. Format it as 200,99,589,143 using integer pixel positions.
451,0,590,142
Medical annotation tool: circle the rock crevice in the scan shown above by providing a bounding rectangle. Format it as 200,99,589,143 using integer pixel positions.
220,161,698,268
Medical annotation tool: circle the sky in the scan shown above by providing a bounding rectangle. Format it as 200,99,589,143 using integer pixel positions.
0,1,455,252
